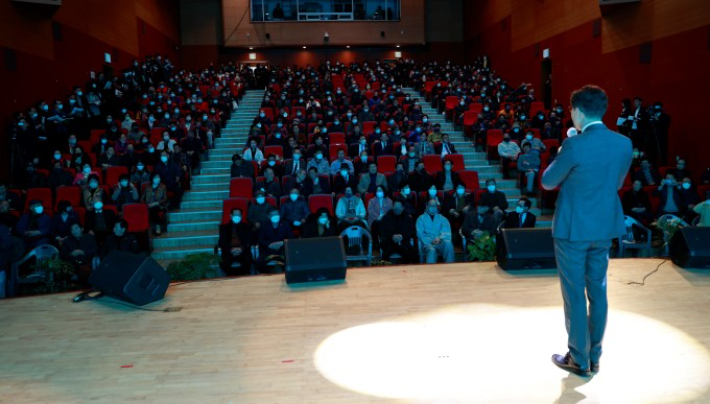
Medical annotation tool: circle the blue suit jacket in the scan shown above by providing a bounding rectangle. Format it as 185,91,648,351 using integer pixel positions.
542,123,632,241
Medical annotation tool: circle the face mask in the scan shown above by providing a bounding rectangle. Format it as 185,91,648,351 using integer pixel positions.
515,206,525,214
428,189,437,197
444,165,452,171
487,185,496,192
456,188,465,196
376,191,384,198
423,118,428,123
352,119,358,124
289,193,299,202
260,113,265,118
427,207,438,215
526,134,533,141
90,182,99,189
35,206,44,214
256,196,265,204
270,215,280,224
54,153,61,160
682,183,691,190
94,202,103,210
83,167,91,174
403,188,411,196
101,139,108,145
315,154,322,160
153,180,160,187
293,154,301,160
268,161,276,167
148,148,155,153
161,156,168,163
484,107,490,112
232,215,242,224
318,217,328,225
137,165,144,171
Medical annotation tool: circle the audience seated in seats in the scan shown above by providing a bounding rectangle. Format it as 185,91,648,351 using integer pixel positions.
16,200,51,250
693,199,710,227
60,223,98,271
522,130,546,154
656,174,686,218
444,184,474,235
73,164,97,189
622,180,654,224
83,175,104,210
231,153,255,179
243,138,264,164
498,133,520,179
247,189,273,233
142,174,168,236
479,179,509,222
678,177,700,223
280,189,310,230
435,160,461,192
379,198,418,263
50,201,80,246
308,167,331,195
666,159,691,182
353,151,371,175
217,208,252,276
284,169,313,198
416,198,455,263
111,174,140,212
100,220,140,259
0,183,21,211
48,161,74,189
367,185,392,242
409,161,433,193
399,184,418,217
255,167,282,198
154,151,184,208
502,197,537,229
284,150,306,176
257,209,293,272
461,203,499,250
358,163,388,195
330,149,354,176
632,159,661,187
84,201,117,244
0,201,19,232
260,154,284,178
335,187,368,232
98,146,120,171
302,208,338,238
400,146,421,173
306,149,330,174
517,143,541,196
131,162,151,185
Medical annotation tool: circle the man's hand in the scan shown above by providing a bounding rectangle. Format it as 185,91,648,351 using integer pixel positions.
432,237,441,245
493,206,502,213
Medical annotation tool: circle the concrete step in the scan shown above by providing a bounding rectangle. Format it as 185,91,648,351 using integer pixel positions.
191,182,230,191
191,174,231,185
153,230,219,248
167,220,220,232
202,160,232,168
182,189,229,202
201,167,232,175
152,245,215,261
168,208,222,222
180,199,225,210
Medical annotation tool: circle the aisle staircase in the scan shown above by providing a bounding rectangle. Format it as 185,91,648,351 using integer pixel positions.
403,87,551,227
152,91,263,261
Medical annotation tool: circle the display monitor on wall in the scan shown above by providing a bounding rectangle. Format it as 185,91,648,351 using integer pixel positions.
251,0,400,22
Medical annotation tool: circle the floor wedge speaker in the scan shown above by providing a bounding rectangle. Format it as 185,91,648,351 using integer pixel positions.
284,237,347,284
669,227,710,269
89,251,170,305
497,228,557,270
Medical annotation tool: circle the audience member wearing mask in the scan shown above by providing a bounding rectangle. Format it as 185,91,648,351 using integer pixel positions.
502,197,537,229
379,198,418,263
217,208,252,275
416,199,455,264
142,174,168,235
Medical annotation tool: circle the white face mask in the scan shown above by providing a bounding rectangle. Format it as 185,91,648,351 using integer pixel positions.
318,217,328,225
232,215,242,224
289,193,299,202
487,185,496,192
376,191,384,198
515,206,525,214
256,196,265,204
270,215,280,224
428,189,437,197
94,202,103,210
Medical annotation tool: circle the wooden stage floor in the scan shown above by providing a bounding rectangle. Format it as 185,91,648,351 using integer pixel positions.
1,259,710,404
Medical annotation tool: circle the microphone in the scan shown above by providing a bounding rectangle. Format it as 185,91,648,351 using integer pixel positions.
566,127,579,138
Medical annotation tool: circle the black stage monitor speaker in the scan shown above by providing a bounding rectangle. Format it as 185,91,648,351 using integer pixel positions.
669,227,710,269
497,228,557,270
284,236,347,284
89,251,170,305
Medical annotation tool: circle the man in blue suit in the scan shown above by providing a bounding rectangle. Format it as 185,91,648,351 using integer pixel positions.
542,85,632,377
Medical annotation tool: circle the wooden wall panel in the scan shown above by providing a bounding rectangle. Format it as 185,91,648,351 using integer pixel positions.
601,0,710,53
136,0,181,42
0,1,54,60
222,0,426,47
54,1,139,55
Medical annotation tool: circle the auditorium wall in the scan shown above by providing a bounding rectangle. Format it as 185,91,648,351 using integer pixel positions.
0,0,181,177
464,0,710,178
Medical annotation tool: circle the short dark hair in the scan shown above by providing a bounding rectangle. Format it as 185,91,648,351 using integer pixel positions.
570,85,608,119
116,219,129,230
230,208,243,215
519,197,532,209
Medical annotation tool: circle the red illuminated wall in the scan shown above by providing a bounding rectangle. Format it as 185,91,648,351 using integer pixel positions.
464,0,710,178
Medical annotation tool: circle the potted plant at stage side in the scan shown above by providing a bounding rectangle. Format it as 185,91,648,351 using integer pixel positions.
29,257,80,294
467,231,497,262
166,253,220,281
651,215,688,256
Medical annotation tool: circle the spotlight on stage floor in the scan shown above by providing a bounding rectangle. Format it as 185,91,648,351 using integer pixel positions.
314,304,710,403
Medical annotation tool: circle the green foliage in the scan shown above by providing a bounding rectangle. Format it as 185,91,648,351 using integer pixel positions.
370,259,393,266
30,258,79,294
166,253,220,281
466,231,497,262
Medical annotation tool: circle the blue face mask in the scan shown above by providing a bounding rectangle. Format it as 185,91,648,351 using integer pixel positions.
487,185,496,192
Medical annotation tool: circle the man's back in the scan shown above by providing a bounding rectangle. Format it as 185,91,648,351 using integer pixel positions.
542,124,632,241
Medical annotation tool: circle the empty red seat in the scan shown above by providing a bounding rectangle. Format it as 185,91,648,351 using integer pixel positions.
122,203,150,233
229,178,254,199
459,170,480,191
330,132,345,144
377,155,397,173
105,166,128,186
308,194,334,216
422,155,443,174
530,102,546,116
55,186,81,210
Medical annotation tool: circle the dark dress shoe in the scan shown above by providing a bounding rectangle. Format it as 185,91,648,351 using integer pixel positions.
552,352,590,377
591,362,599,374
